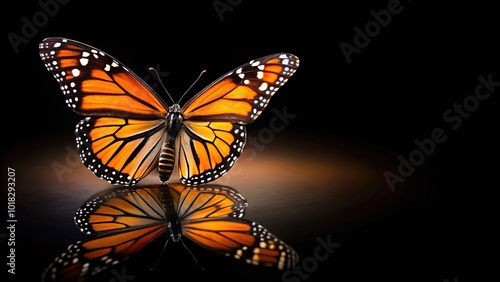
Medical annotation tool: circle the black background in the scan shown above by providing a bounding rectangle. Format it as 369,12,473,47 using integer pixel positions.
2,0,498,281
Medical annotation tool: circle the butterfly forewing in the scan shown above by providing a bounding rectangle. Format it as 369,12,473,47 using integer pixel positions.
39,37,168,118
181,53,300,123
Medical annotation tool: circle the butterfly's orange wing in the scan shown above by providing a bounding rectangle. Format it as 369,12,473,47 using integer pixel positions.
39,37,169,186
173,184,299,270
42,186,167,282
40,38,300,186
178,54,300,184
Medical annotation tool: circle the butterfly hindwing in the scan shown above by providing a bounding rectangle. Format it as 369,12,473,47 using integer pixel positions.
178,121,246,185
75,117,165,186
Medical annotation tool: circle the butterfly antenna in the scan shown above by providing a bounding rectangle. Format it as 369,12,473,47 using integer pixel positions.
149,67,176,104
180,239,205,270
150,238,171,271
177,70,206,104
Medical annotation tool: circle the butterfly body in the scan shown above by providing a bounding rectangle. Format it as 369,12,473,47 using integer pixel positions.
158,105,183,182
39,37,299,186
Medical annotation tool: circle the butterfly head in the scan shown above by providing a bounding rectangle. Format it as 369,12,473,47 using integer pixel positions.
168,103,181,113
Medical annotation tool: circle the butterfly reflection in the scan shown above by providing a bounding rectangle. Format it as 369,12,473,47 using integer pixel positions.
39,37,299,186
41,184,298,281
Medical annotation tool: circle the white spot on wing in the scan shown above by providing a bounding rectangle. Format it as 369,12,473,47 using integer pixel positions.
258,82,268,91
72,69,80,77
80,58,89,66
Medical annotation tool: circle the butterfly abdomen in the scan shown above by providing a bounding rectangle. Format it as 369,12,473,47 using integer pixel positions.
158,110,183,182
158,144,175,182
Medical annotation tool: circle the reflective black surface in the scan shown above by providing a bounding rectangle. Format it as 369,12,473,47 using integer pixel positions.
3,0,497,281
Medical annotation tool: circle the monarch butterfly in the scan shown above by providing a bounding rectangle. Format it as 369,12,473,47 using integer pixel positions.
39,37,299,186
41,184,299,281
